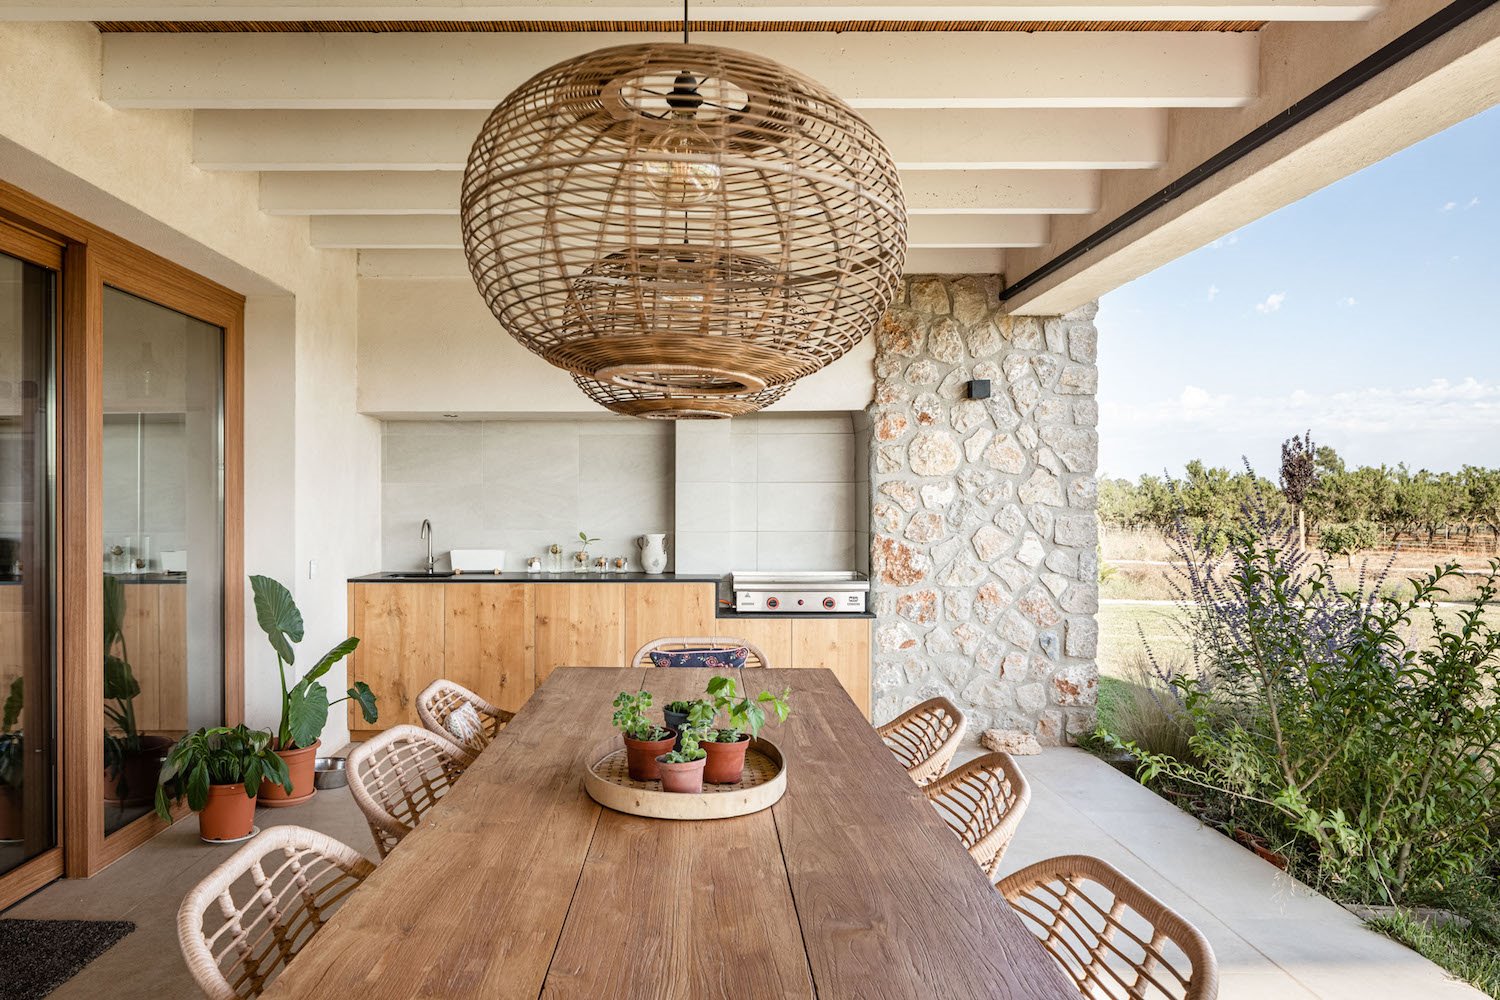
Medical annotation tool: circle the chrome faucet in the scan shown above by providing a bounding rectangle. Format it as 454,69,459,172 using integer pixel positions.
420,519,434,575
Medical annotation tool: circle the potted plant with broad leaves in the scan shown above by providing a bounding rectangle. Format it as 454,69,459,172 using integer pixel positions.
0,678,22,841
656,722,709,794
103,574,174,807
612,688,675,781
250,575,377,806
155,724,291,843
701,676,791,784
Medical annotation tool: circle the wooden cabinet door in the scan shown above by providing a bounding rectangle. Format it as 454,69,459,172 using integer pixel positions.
444,584,535,715
713,619,793,671
155,583,188,733
118,583,161,732
347,583,445,735
790,620,872,718
534,583,625,684
624,583,717,666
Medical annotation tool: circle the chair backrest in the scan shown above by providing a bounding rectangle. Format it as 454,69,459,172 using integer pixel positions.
924,751,1031,877
415,678,513,761
347,725,468,858
997,854,1219,1000
177,825,376,1000
876,696,966,786
631,636,770,669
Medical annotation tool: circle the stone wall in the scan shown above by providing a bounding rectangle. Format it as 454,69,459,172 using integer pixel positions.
869,275,1100,744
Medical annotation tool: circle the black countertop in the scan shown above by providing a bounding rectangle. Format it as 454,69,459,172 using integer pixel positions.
348,571,722,584
347,571,875,621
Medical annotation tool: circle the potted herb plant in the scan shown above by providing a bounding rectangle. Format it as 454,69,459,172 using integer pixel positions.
612,688,675,781
154,725,292,843
663,698,714,751
701,676,791,784
103,575,174,807
250,575,377,806
0,678,22,841
655,723,709,794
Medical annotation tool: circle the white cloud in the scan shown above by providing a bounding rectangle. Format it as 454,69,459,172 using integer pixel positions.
1102,378,1500,439
1467,196,1481,209
1208,234,1239,249
1337,296,1357,307
1207,284,1220,302
1441,201,1458,212
1254,292,1286,314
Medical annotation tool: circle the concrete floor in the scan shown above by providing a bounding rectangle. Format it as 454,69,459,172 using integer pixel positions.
2,748,1484,1000
990,748,1486,1000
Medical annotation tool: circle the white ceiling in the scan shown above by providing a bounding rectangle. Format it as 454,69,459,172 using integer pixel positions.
13,0,1493,315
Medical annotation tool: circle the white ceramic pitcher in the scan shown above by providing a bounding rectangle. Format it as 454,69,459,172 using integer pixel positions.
637,533,668,574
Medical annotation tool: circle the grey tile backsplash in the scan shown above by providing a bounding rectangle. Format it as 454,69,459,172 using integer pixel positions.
380,412,866,575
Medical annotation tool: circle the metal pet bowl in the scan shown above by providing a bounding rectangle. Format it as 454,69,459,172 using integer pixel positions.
313,756,348,790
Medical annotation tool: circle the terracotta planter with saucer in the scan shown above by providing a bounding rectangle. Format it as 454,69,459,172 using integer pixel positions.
199,783,258,843
258,739,320,807
656,755,707,794
623,733,676,781
702,734,751,784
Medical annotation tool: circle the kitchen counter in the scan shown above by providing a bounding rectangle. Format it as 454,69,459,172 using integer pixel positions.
348,571,721,584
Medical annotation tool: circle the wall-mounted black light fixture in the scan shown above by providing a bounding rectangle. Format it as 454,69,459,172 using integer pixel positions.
967,379,991,400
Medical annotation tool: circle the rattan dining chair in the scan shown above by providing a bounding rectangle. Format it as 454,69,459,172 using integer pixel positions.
177,825,376,1000
876,697,967,785
631,636,771,669
997,854,1220,1000
925,751,1031,877
415,678,514,761
347,724,468,858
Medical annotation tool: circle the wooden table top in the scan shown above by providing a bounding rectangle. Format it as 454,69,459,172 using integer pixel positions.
262,667,1076,999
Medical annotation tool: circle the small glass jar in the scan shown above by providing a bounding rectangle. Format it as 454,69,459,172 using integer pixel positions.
612,556,627,573
594,555,609,573
526,555,542,573
548,543,563,573
573,550,588,573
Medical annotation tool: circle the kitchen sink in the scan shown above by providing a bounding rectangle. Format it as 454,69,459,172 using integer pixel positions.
375,570,457,580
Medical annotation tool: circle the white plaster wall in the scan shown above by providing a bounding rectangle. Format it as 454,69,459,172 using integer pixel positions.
0,23,379,748
357,277,876,416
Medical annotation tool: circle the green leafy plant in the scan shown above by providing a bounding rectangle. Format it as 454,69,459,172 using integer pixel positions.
103,574,144,775
153,724,291,821
578,531,600,547
0,677,22,789
1107,497,1500,905
660,723,708,764
611,688,669,741
704,676,791,742
250,575,375,750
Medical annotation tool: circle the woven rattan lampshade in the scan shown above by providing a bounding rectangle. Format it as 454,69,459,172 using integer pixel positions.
461,42,907,416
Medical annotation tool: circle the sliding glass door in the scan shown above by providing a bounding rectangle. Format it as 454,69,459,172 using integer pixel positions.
0,242,58,878
100,288,225,834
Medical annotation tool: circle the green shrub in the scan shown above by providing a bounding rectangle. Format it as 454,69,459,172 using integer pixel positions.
1094,653,1196,764
1318,520,1380,564
1112,504,1500,906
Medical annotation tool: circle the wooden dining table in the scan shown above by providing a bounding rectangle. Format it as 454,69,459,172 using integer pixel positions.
262,667,1077,999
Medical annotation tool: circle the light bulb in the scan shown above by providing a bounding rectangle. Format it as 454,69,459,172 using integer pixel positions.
641,125,722,208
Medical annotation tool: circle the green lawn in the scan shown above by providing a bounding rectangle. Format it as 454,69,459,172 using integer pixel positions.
1097,602,1191,678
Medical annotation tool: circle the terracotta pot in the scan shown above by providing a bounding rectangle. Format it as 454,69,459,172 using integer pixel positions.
623,733,676,781
198,782,257,843
259,739,320,808
103,734,175,806
702,734,750,784
0,785,22,841
656,755,707,794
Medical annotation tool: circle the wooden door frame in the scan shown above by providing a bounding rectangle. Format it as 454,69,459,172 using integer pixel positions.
0,179,245,891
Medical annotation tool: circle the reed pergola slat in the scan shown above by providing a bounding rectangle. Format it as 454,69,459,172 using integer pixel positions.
460,42,907,418
997,854,1220,1000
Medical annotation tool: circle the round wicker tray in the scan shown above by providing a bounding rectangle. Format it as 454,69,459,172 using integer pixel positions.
582,736,787,820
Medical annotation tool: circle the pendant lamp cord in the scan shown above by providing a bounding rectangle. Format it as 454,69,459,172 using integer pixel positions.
683,0,689,44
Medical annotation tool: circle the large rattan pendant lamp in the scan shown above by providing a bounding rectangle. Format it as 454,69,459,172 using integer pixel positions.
460,18,908,418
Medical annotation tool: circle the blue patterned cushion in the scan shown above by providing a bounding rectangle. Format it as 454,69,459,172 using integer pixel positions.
649,646,748,669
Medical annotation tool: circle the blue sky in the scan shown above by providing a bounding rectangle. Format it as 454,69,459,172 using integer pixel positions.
1096,105,1500,480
